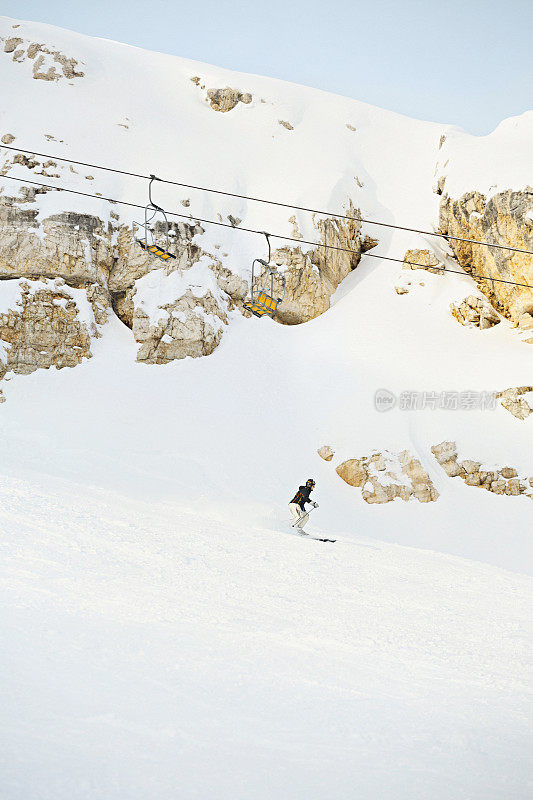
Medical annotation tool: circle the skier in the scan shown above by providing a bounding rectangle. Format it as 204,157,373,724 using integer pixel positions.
289,479,318,531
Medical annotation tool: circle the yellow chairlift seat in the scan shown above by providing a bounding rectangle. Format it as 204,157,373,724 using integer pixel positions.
243,289,279,318
136,239,176,261
244,232,286,320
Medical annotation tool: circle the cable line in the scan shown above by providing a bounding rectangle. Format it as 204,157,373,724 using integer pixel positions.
2,143,533,258
3,173,533,292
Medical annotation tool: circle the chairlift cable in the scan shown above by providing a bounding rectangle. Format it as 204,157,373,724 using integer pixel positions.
1,143,533,257
3,173,533,292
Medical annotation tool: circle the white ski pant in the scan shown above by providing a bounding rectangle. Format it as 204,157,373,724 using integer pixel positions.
289,503,308,528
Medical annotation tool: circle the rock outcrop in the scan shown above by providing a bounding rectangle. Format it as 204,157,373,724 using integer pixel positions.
431,440,533,497
1,34,84,80
112,219,203,292
0,121,374,381
430,441,465,477
495,386,533,420
317,445,335,461
0,278,101,377
450,295,500,329
0,185,243,369
130,260,228,363
402,249,443,274
256,204,368,325
439,190,533,324
206,87,252,112
335,449,439,504
0,202,115,285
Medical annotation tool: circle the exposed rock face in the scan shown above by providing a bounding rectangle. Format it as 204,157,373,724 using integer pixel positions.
0,278,100,377
431,441,465,477
257,205,367,325
133,290,226,363
450,295,500,329
133,294,224,362
129,259,230,363
336,458,368,487
0,186,236,366
206,87,252,112
317,445,335,461
278,120,294,131
112,220,203,292
431,440,533,497
439,190,533,323
1,35,84,80
403,249,443,274
335,450,439,504
0,203,115,285
517,312,533,330
399,450,440,503
495,386,533,420
0,161,373,373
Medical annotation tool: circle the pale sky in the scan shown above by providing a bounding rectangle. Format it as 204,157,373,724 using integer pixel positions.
3,0,532,134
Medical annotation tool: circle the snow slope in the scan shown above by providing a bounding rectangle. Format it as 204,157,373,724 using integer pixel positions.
0,15,532,800
2,469,531,800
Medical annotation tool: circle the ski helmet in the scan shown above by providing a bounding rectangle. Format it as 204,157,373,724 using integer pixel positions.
306,478,315,486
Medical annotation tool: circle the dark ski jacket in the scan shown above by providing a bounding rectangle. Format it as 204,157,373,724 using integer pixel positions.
290,485,314,510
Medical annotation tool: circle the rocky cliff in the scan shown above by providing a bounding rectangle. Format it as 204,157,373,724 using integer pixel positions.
0,176,367,375
0,277,102,379
438,190,533,328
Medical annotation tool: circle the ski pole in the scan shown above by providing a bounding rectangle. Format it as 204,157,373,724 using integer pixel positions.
291,505,318,527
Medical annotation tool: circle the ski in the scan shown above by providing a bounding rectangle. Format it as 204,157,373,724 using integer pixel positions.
291,529,336,543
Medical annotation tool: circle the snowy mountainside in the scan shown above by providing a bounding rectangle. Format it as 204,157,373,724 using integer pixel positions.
0,14,532,567
0,17,532,798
